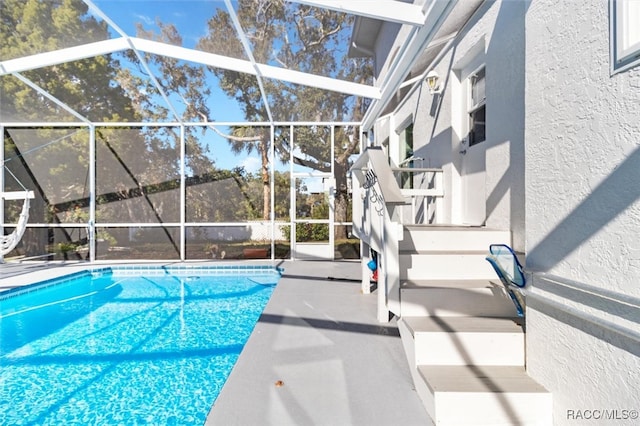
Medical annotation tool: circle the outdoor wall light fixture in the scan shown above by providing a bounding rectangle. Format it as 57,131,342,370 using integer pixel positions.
426,70,442,94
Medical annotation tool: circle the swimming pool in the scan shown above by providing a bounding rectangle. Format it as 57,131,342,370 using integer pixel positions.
0,265,280,425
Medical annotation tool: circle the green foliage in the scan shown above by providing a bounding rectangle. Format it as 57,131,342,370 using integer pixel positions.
281,190,330,242
56,241,77,254
1,0,363,241
1,0,137,123
197,1,371,224
282,223,329,242
96,230,117,246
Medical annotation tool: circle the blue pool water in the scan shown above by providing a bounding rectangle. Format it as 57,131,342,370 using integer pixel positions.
0,266,280,425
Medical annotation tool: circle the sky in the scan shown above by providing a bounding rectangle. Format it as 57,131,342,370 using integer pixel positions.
90,1,267,172
92,1,245,118
85,0,352,184
93,0,224,49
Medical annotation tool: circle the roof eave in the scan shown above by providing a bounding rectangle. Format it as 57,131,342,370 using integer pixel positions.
348,16,383,58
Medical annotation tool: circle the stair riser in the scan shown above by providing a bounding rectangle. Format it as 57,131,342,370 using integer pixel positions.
400,254,496,280
401,229,510,252
397,227,551,425
430,393,553,425
414,332,525,366
414,372,437,426
398,318,422,383
401,287,517,317
416,365,553,426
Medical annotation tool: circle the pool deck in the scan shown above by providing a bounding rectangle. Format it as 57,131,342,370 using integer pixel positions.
0,259,430,426
205,260,429,426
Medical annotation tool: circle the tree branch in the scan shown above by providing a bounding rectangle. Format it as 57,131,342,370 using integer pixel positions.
293,155,330,172
192,110,261,143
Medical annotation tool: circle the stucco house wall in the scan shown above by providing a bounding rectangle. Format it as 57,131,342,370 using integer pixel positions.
524,0,640,423
366,0,639,422
372,0,527,250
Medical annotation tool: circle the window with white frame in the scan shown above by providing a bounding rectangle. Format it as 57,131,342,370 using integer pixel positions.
611,0,640,73
467,67,486,147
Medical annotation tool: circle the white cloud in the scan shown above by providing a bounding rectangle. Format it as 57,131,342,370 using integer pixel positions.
238,156,261,173
134,13,154,26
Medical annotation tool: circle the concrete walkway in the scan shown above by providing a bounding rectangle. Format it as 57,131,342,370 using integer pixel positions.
206,260,430,426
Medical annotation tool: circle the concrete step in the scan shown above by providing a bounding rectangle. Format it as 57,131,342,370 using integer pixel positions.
400,250,496,280
400,279,518,317
399,316,525,367
416,365,552,425
401,226,511,252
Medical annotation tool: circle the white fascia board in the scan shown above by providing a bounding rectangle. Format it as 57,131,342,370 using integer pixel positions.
132,38,380,99
0,38,129,75
286,0,425,26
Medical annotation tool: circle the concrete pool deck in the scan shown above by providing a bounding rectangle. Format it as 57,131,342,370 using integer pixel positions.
0,259,430,425
206,260,430,426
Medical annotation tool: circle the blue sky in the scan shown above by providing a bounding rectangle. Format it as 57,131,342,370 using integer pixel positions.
87,1,344,181
94,0,223,48
93,1,245,119
92,1,266,172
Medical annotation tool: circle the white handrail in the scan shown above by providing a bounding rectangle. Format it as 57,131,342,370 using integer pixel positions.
527,273,640,344
394,167,444,225
350,148,446,320
527,289,640,344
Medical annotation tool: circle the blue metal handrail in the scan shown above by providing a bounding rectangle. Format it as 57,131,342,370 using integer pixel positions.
486,244,526,317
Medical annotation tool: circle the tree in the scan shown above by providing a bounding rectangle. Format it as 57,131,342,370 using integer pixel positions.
1,0,138,124
197,0,373,233
1,0,144,254
0,1,221,255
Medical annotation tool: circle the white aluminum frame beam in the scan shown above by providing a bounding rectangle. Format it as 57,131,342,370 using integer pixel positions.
0,38,379,100
223,0,274,123
286,0,426,26
132,39,380,99
0,38,129,75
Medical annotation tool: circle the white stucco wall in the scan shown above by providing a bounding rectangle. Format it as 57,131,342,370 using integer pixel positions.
373,0,527,249
366,0,639,421
525,0,640,423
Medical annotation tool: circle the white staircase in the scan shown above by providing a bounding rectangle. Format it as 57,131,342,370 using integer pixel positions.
397,225,552,425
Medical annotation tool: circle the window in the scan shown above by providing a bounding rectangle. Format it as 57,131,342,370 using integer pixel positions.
467,67,486,146
611,0,640,73
399,123,414,188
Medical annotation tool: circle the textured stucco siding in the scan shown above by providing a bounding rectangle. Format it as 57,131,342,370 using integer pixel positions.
483,1,526,251
526,302,640,425
525,0,640,289
367,0,639,422
374,0,527,248
525,0,640,423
